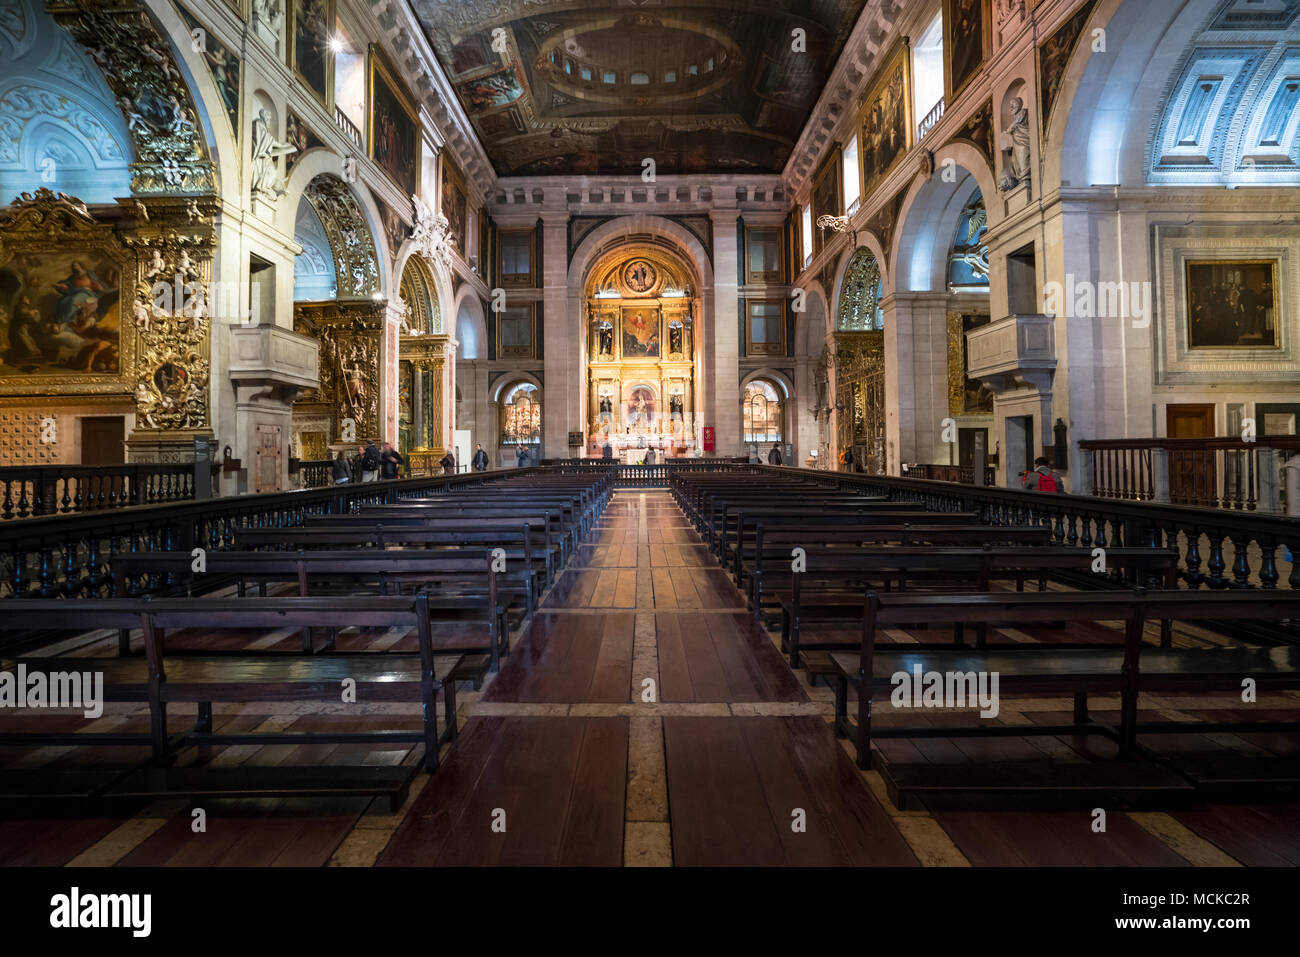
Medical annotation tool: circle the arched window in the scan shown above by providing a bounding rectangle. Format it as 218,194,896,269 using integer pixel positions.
947,190,989,290
836,248,884,330
501,382,541,446
743,380,783,444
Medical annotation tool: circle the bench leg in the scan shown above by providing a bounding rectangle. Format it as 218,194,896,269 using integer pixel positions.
832,675,847,738
118,628,132,656
1073,692,1088,725
195,701,213,735
149,700,168,760
855,687,871,771
443,681,459,742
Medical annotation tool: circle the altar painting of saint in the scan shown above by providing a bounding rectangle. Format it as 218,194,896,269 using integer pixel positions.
626,387,656,431
621,307,660,358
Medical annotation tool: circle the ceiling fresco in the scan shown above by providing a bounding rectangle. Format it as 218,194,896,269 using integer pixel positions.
408,0,867,176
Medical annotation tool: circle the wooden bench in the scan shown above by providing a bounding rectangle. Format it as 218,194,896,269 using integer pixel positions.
0,595,465,807
827,590,1300,783
776,546,1181,665
113,549,516,670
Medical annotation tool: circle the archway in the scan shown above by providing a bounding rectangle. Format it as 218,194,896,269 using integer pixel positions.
582,241,700,462
395,253,445,459
833,247,887,473
498,378,542,466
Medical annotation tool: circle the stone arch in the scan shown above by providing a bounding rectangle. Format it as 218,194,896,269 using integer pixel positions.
453,289,487,361
1047,0,1219,191
297,173,382,300
828,231,890,318
0,0,134,203
396,252,440,334
836,247,886,330
568,214,713,293
892,143,1000,294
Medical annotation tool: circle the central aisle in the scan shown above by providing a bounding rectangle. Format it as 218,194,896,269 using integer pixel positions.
377,491,920,866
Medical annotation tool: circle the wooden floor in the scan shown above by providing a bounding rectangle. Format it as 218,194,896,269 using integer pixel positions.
3,491,1299,867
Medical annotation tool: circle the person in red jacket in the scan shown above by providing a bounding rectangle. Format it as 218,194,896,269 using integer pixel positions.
1021,456,1064,492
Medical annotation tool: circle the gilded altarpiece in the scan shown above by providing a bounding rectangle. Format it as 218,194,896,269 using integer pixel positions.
398,334,450,466
834,331,886,473
292,301,384,446
584,247,698,458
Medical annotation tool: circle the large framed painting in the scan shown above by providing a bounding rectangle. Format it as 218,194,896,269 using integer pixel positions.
811,149,842,257
621,306,661,358
858,41,912,200
1153,225,1299,385
945,0,987,100
1185,260,1278,349
369,47,420,197
290,0,332,106
0,250,125,387
947,311,995,415
440,155,468,258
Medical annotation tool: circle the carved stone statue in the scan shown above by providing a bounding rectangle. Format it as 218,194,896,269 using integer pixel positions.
250,108,297,200
999,97,1031,192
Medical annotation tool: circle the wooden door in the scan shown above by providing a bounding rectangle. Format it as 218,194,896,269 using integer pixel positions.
80,416,125,465
1166,403,1215,505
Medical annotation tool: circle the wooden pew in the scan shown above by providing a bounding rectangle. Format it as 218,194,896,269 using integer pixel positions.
777,546,1181,666
0,595,465,807
113,549,515,670
828,590,1300,781
745,524,1055,614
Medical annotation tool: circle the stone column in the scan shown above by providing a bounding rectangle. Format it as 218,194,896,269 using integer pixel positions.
541,207,570,459
709,205,741,456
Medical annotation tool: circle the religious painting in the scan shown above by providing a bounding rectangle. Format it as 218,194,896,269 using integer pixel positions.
858,42,912,199
291,0,332,105
811,150,841,257
621,306,661,358
455,63,526,113
622,259,658,296
440,156,468,258
0,251,122,380
176,4,241,132
952,98,993,162
369,48,420,197
944,0,986,100
1185,260,1278,349
449,33,493,76
626,387,656,432
1038,0,1096,131
285,108,325,174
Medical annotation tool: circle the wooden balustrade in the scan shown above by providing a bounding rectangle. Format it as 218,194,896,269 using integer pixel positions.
900,463,996,485
0,463,195,520
1080,436,1300,512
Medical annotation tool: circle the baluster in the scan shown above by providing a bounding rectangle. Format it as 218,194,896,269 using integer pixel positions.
2,478,11,520
62,537,79,597
38,545,57,598
72,474,83,513
26,479,38,517
1246,448,1256,512
1052,510,1065,544
1205,531,1227,589
1183,527,1203,588
1094,519,1107,550
1258,538,1279,590
59,475,71,513
1287,541,1300,590
1230,534,1252,588
1065,511,1079,546
11,547,26,598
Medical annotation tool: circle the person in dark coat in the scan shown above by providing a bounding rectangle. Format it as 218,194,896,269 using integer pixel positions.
602,439,614,460
515,446,530,468
360,441,381,482
471,443,489,471
767,444,783,465
439,450,456,475
380,442,403,479
331,449,351,484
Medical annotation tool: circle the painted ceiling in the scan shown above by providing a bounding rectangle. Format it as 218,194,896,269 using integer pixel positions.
408,0,867,176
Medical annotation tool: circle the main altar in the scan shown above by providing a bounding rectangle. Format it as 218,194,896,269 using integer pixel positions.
584,245,699,458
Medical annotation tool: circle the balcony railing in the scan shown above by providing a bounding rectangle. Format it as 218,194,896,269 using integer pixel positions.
901,463,996,485
917,97,945,140
1078,436,1300,513
335,106,363,149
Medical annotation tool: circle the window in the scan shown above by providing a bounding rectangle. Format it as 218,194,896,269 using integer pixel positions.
687,64,699,76
564,58,573,74
837,248,884,331
581,65,593,81
663,69,676,83
603,71,616,84
743,380,783,445
498,306,534,357
705,57,715,72
913,13,944,137
800,206,813,269
747,300,785,355
631,72,650,85
501,382,541,446
746,227,782,284
497,229,534,286
843,136,861,213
